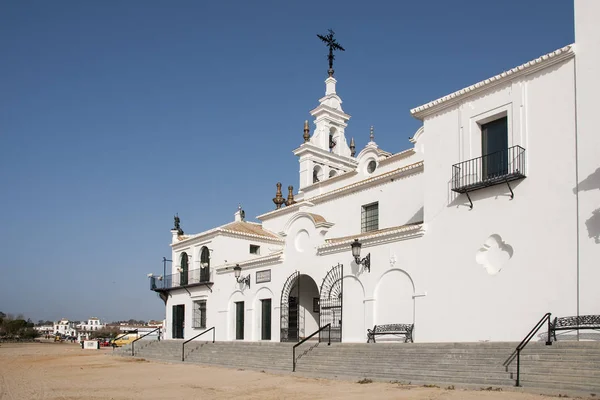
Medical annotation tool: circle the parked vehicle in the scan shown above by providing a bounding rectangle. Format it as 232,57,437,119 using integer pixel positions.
109,331,139,347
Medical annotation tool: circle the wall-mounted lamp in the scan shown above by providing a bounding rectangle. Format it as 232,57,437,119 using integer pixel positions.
233,264,250,288
351,239,371,273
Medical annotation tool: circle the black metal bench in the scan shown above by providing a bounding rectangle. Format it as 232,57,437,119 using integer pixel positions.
549,315,600,341
367,324,414,343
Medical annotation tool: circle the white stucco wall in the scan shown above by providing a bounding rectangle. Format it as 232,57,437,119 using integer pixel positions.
418,56,578,342
574,0,600,316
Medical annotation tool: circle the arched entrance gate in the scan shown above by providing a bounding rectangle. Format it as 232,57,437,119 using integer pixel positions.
280,264,343,343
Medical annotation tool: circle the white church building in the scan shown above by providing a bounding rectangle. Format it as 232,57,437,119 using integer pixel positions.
150,0,599,344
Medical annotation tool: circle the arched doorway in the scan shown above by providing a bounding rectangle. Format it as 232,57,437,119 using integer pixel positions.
280,272,320,342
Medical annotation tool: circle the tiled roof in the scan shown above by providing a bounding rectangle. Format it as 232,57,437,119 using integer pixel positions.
220,221,281,239
173,220,284,246
410,45,574,118
306,213,326,224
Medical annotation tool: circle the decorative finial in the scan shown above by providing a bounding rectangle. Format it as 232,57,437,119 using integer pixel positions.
369,126,374,142
285,186,296,206
350,137,356,157
173,213,184,235
317,29,345,77
272,182,285,209
303,120,310,143
238,204,245,221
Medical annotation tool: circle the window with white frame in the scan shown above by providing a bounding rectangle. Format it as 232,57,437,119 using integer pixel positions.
193,300,207,329
361,202,379,233
250,245,260,255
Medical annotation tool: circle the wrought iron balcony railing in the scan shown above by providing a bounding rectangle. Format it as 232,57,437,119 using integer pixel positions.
451,145,526,208
150,267,211,291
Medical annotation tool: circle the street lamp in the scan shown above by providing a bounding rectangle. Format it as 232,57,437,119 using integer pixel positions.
233,264,250,288
351,239,371,273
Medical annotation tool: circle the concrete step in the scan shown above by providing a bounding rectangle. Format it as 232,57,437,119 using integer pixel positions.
112,339,600,393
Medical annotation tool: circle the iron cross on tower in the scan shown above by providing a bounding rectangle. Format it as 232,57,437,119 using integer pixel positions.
317,29,345,77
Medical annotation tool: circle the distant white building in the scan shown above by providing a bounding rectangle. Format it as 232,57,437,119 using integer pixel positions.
54,319,76,337
34,325,54,335
76,318,105,340
150,0,599,343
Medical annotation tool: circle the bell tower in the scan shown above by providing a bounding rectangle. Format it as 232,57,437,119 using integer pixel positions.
309,76,353,157
293,30,357,191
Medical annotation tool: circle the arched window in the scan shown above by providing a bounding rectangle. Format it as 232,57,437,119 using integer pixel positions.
180,252,189,286
329,127,337,152
200,247,210,282
329,169,337,178
313,165,323,183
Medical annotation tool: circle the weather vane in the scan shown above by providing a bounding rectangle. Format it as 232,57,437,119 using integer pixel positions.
317,29,345,77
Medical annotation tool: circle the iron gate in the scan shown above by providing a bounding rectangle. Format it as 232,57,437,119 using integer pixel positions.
280,271,299,342
320,264,343,342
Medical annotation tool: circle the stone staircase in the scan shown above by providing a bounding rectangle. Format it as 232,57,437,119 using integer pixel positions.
112,339,600,393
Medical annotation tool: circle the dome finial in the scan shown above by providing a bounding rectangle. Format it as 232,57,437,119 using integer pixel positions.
303,120,310,143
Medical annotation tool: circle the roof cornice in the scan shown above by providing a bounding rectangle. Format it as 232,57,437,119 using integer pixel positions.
410,44,575,120
293,143,358,168
378,148,415,166
171,225,284,248
257,161,424,221
215,251,284,273
317,224,424,255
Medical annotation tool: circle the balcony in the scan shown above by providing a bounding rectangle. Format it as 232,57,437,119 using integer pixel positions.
451,146,526,208
150,267,212,292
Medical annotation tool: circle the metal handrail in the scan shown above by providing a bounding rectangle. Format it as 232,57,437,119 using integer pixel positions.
504,312,552,387
292,323,331,372
182,327,215,362
130,327,161,356
151,267,211,291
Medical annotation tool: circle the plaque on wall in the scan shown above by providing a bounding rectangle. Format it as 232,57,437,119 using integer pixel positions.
313,297,320,313
256,269,271,283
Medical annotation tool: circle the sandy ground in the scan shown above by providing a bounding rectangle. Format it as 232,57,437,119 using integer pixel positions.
0,342,592,400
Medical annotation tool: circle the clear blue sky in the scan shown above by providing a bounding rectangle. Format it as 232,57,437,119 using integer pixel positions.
0,0,574,322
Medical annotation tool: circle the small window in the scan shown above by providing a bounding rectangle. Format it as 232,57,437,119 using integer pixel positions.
193,300,207,329
329,169,337,178
361,202,379,233
250,245,260,255
367,160,377,174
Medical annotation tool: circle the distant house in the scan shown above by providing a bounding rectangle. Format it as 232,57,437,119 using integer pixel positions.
76,318,106,340
53,319,76,337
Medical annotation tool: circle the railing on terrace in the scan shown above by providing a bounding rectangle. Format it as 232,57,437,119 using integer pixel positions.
150,267,211,291
451,145,526,208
